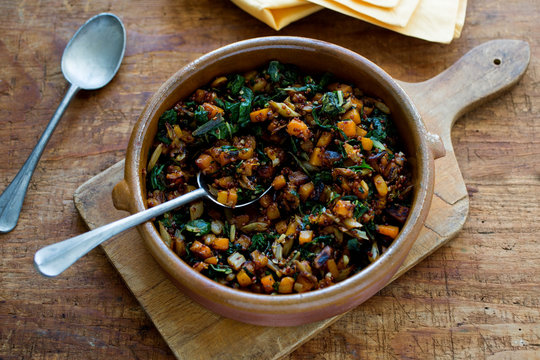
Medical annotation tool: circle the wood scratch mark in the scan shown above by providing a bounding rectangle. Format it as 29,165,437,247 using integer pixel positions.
392,293,414,322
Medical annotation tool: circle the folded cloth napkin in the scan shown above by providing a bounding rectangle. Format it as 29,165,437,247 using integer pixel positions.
309,0,420,27
314,0,463,43
362,0,401,8
232,0,467,43
230,0,323,30
454,0,467,38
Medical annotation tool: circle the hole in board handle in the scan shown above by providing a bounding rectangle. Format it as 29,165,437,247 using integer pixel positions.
493,58,502,66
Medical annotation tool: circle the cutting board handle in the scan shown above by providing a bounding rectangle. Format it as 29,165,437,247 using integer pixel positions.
397,39,530,142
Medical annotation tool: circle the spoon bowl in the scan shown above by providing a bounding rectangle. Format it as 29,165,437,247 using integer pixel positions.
196,172,272,209
62,13,126,90
0,13,126,233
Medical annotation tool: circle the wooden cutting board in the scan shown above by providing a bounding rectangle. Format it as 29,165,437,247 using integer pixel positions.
73,40,529,360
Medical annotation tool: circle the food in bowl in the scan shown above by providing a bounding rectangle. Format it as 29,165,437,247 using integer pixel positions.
144,60,413,294
114,36,443,325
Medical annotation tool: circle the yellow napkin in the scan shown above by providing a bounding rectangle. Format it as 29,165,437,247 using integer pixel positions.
308,0,419,27
230,0,323,30
454,0,467,38
313,0,461,43
231,0,467,43
362,0,400,8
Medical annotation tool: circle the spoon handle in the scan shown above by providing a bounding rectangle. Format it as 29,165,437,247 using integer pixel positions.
0,84,80,233
34,187,207,277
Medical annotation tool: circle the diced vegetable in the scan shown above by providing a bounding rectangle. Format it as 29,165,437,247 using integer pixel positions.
261,274,276,293
236,269,252,287
212,237,230,251
250,108,271,122
217,189,238,207
195,154,218,174
337,120,357,138
377,224,399,239
158,221,172,247
210,76,228,88
147,61,413,295
373,174,388,197
285,221,298,236
298,182,315,201
299,230,313,245
326,259,339,279
286,119,312,140
204,256,219,265
251,250,268,269
333,200,355,218
269,100,300,118
227,252,246,271
278,277,295,294
272,174,287,190
328,83,353,98
316,132,333,147
210,220,224,235
342,108,361,124
266,203,281,220
147,143,163,171
309,147,323,166
202,103,224,119
190,240,213,259
361,137,373,151
190,201,204,220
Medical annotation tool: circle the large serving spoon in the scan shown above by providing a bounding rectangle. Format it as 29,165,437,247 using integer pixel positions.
0,13,126,233
34,173,272,277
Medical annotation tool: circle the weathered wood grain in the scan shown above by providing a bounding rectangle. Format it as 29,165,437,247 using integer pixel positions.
0,0,538,359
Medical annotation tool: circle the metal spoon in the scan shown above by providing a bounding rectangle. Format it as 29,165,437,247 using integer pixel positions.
34,173,272,277
0,13,126,233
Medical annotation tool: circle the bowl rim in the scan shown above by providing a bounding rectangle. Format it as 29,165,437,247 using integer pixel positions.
123,36,434,317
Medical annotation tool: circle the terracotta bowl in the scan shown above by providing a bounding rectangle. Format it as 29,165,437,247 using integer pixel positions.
112,36,444,326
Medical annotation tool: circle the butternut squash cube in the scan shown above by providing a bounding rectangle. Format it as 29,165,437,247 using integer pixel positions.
285,221,298,236
249,108,271,122
217,189,238,207
309,147,323,167
278,277,295,294
361,137,373,151
377,224,399,239
266,203,281,220
333,200,355,218
286,118,312,140
271,174,287,190
236,269,253,287
327,83,353,98
337,120,357,138
202,102,224,119
299,230,313,245
316,132,333,147
373,174,388,197
195,153,218,174
342,108,361,124
211,237,230,251
203,256,218,265
189,240,213,259
261,274,276,293
298,182,315,201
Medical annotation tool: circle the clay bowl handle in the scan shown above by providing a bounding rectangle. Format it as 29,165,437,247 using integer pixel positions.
397,39,530,206
112,179,132,212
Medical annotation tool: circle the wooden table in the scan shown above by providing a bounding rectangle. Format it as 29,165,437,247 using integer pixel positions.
1,1,538,359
